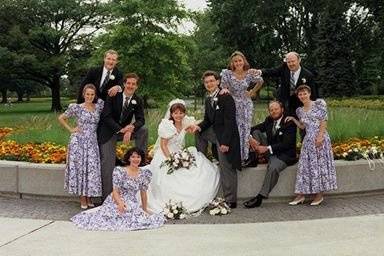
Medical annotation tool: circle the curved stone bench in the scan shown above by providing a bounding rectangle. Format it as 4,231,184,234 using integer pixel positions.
1,159,383,200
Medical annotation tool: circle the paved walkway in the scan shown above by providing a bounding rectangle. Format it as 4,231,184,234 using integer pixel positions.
1,194,384,255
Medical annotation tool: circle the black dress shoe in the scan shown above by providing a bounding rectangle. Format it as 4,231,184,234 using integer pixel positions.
243,194,264,208
228,202,237,209
242,158,258,168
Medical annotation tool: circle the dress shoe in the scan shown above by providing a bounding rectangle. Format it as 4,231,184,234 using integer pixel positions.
242,158,258,168
228,202,237,209
288,197,305,205
243,194,264,208
310,197,323,206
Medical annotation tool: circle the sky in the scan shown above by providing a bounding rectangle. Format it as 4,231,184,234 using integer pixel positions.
178,0,208,33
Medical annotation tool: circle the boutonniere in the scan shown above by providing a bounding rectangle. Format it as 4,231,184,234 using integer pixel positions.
278,131,283,136
213,97,218,102
301,78,306,84
131,99,137,105
109,74,115,80
215,105,220,110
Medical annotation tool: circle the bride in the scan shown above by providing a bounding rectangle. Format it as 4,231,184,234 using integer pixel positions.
147,99,220,213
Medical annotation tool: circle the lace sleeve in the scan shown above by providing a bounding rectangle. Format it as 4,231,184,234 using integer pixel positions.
158,119,177,139
63,103,78,118
139,168,152,191
314,99,328,121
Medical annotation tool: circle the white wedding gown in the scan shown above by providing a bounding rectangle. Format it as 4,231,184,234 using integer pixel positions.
147,117,220,213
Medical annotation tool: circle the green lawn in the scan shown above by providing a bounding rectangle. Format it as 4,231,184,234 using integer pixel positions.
1,98,384,145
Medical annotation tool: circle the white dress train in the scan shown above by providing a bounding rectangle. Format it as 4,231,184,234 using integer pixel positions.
147,117,220,213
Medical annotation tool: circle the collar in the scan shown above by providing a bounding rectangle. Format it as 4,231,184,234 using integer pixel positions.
291,66,301,76
123,92,133,100
209,88,220,98
274,116,283,128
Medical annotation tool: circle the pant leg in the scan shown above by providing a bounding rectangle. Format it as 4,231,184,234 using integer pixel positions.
259,155,287,198
217,148,238,203
131,126,148,153
195,127,216,155
251,129,268,146
99,135,117,200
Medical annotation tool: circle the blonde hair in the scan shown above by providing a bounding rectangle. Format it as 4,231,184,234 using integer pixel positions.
228,51,250,71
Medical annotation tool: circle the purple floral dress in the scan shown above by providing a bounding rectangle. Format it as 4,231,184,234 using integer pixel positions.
295,99,337,194
64,99,104,197
221,69,263,161
71,167,165,231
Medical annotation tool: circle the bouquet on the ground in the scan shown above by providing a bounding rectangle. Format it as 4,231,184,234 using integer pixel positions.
208,197,231,216
164,200,187,220
161,148,196,174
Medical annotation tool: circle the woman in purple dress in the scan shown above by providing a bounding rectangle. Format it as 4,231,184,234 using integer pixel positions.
220,51,263,164
71,148,165,231
58,84,103,209
286,85,337,206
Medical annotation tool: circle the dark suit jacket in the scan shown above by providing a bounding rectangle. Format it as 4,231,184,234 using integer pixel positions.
198,92,241,170
97,92,145,145
262,63,317,115
77,66,124,103
251,115,297,166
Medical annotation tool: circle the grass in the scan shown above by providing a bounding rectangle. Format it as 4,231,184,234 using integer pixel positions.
1,98,384,145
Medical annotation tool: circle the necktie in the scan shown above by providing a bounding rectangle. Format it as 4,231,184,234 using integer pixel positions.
100,70,111,92
120,96,130,123
272,120,278,135
290,71,296,95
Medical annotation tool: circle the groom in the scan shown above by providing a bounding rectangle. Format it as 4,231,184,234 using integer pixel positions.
190,70,241,208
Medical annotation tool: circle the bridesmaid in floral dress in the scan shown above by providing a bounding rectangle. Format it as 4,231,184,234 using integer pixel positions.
221,51,263,165
286,85,337,206
71,148,165,231
58,84,103,209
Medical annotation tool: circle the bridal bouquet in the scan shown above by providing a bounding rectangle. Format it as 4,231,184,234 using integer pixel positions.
164,200,187,220
208,197,231,216
161,148,196,175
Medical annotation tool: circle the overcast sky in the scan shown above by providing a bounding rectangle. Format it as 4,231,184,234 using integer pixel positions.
182,0,207,10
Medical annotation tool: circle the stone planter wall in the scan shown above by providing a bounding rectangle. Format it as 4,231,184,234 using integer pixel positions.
1,159,383,200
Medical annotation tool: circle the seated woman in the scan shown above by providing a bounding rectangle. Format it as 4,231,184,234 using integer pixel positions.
147,99,220,214
71,147,165,231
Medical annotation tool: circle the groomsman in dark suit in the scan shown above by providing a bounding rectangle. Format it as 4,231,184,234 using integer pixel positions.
258,52,317,116
77,49,124,103
243,101,297,208
97,73,148,200
189,70,241,208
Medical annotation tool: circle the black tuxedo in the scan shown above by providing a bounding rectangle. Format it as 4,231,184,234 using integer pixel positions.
77,66,124,103
97,92,147,200
251,115,297,166
262,63,317,115
98,92,145,145
249,115,297,198
199,93,241,170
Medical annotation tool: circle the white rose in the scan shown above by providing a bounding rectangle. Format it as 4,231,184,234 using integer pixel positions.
181,152,188,158
131,99,137,105
179,214,186,219
164,208,169,214
172,205,177,210
172,161,178,167
167,212,174,219
173,209,178,214
174,158,180,164
209,209,216,215
182,162,189,168
220,208,228,215
302,78,306,84
109,74,115,80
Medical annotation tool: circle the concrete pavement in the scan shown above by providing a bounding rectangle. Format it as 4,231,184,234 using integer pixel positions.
1,215,383,256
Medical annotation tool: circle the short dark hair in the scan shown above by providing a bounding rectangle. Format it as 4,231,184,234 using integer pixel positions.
124,73,140,84
82,83,98,103
295,84,311,95
122,147,146,166
201,70,220,81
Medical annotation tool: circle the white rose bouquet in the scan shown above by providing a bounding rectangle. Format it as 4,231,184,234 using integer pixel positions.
161,148,196,174
208,197,231,216
164,200,187,220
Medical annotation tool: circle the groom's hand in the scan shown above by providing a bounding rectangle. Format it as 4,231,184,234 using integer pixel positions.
219,145,229,153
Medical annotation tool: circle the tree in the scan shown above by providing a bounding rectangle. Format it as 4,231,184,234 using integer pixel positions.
313,2,356,97
0,0,106,111
92,0,193,106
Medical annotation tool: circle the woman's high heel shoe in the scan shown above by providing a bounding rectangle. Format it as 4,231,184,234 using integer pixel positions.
310,197,323,206
288,197,305,205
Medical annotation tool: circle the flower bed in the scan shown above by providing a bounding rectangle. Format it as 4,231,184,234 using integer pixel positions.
0,127,383,164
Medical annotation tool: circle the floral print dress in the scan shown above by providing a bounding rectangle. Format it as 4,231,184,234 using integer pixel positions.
220,69,263,161
295,99,337,194
71,167,165,231
64,99,104,197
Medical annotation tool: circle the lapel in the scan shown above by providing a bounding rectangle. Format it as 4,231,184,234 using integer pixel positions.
296,68,304,87
97,66,104,88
